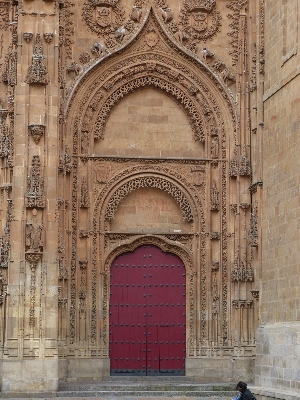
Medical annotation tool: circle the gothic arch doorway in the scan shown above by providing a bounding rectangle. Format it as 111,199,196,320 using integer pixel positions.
109,244,186,376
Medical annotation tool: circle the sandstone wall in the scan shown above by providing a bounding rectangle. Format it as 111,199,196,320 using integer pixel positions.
255,0,300,393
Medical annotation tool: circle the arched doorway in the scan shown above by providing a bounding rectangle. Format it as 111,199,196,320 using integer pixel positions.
109,244,186,376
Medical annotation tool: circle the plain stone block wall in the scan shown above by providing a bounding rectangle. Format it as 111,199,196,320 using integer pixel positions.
59,358,110,382
255,323,300,392
1,359,58,395
186,357,254,383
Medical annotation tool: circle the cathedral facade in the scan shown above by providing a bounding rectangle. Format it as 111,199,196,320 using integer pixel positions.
0,0,299,397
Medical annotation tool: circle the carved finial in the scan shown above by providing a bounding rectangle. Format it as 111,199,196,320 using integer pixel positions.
26,34,48,85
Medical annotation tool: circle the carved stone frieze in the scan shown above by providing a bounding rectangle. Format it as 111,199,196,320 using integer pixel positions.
26,34,48,85
232,300,253,309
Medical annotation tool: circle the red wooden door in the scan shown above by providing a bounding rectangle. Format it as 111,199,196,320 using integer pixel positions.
109,245,186,376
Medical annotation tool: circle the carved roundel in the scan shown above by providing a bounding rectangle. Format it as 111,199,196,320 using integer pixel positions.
82,0,125,37
104,175,194,223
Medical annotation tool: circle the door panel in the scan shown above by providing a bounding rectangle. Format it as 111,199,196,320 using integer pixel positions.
109,245,186,376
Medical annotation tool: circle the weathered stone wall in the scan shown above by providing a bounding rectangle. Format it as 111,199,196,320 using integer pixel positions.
255,0,300,394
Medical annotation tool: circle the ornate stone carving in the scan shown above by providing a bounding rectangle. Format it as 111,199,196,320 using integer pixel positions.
178,0,221,44
58,145,73,175
221,68,236,85
230,145,251,177
250,290,259,300
67,60,83,78
0,2,9,31
59,0,75,59
94,74,205,142
191,167,205,186
249,180,263,194
26,34,48,85
79,260,88,269
210,181,219,211
79,51,91,65
26,156,45,209
28,124,45,144
229,145,239,177
239,145,251,176
211,261,219,271
249,202,258,247
82,0,125,38
91,42,108,58
25,209,43,253
231,255,254,282
201,47,214,61
227,0,248,67
1,45,17,86
80,177,90,208
0,121,12,158
69,159,78,344
211,136,219,159
105,176,194,222
232,300,253,309
23,32,33,42
28,264,37,326
58,298,68,307
210,232,220,240
43,32,53,43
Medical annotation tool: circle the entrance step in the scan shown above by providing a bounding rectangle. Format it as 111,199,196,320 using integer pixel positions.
57,378,237,398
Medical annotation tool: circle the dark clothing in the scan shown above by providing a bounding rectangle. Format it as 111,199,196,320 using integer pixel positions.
239,388,253,400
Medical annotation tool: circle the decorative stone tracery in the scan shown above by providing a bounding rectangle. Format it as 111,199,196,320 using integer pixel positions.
105,175,194,222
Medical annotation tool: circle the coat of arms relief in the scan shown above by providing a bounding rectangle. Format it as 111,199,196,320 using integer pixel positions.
82,0,125,37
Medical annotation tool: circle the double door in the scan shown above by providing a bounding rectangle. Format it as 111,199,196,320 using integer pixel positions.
109,245,186,375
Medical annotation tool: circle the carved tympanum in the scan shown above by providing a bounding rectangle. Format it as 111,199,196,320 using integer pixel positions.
105,176,194,222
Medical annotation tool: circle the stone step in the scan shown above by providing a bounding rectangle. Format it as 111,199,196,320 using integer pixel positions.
102,376,198,382
57,380,237,398
58,382,235,392
57,390,236,398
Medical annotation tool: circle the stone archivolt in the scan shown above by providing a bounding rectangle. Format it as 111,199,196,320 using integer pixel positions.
51,1,257,379
57,8,253,361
